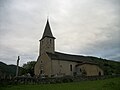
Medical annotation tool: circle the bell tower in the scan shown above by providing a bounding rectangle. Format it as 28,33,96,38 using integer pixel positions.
39,20,55,55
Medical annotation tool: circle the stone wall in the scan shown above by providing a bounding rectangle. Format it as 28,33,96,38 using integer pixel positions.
0,75,120,86
51,60,77,76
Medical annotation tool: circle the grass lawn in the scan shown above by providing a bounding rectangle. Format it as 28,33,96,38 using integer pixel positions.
0,77,120,90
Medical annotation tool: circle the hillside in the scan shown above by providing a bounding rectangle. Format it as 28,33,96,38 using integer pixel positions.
0,61,22,77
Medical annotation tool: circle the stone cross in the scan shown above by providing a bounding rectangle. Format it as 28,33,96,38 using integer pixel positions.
16,56,20,77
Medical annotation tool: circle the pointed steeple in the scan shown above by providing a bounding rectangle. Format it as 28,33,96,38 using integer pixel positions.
41,19,55,40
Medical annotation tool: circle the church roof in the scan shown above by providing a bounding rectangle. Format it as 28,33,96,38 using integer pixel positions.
75,62,98,67
47,52,94,62
41,20,55,40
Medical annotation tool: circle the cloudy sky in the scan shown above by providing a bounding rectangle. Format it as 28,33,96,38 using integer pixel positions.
0,0,120,66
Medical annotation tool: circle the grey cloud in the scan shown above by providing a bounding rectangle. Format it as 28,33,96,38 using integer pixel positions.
0,0,120,66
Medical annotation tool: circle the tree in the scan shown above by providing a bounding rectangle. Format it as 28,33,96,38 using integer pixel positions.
20,61,36,77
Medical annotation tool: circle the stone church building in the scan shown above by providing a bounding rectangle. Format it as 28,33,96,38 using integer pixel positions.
34,20,104,77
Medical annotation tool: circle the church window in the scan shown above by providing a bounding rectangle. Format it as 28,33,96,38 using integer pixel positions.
70,65,72,71
99,72,101,76
40,70,43,74
50,39,51,44
41,61,42,63
80,68,81,72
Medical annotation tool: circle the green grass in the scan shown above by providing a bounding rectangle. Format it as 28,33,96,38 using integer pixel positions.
0,77,120,90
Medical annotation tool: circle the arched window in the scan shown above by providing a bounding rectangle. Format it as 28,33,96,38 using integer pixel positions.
99,72,101,76
41,61,42,63
40,70,43,74
70,64,72,71
80,68,81,72
50,39,51,44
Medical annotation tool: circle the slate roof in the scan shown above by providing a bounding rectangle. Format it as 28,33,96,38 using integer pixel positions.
75,62,98,67
47,52,94,63
41,20,55,40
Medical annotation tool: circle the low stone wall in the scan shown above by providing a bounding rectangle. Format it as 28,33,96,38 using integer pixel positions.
0,75,120,86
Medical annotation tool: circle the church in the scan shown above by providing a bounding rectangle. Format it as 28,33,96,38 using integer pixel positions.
34,20,104,77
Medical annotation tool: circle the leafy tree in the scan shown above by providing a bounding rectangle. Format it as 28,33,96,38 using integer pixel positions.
20,61,36,77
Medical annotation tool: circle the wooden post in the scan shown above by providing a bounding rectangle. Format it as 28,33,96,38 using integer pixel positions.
16,56,20,77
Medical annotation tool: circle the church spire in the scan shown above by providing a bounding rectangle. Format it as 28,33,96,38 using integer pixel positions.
41,19,55,40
